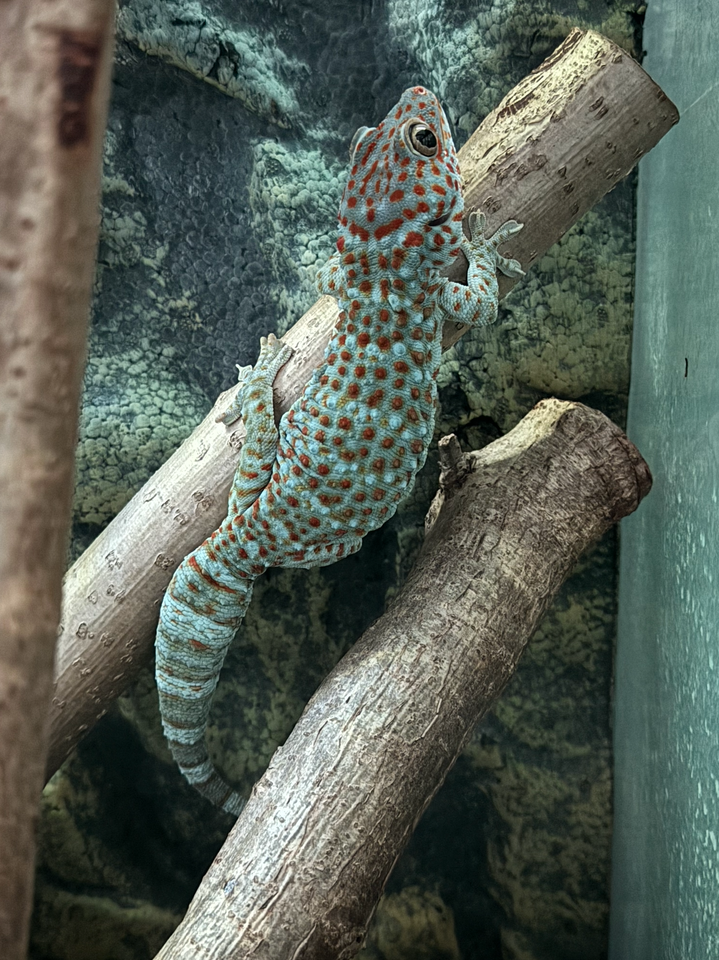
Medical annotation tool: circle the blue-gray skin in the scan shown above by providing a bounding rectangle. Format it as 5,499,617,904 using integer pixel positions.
155,86,523,816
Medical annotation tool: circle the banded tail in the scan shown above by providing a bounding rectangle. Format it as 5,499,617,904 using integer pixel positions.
155,541,261,816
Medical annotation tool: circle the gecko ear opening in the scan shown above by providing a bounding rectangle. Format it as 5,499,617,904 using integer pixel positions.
348,125,373,160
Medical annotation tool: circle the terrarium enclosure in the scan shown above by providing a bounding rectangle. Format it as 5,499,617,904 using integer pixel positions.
0,0,715,958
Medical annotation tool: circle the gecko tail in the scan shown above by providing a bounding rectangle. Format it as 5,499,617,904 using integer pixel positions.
155,545,259,817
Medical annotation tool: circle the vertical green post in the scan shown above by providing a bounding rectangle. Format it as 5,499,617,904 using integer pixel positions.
610,1,719,955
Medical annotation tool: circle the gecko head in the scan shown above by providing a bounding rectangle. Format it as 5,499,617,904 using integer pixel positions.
336,86,465,268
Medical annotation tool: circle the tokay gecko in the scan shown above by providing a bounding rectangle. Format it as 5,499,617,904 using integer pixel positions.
156,86,524,815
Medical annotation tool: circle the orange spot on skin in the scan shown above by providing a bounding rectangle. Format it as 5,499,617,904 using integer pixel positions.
318,464,330,475
403,231,423,247
390,189,404,202
349,221,370,241
375,218,404,240
188,556,236,594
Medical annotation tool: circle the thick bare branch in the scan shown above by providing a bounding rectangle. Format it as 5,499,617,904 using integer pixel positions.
47,29,678,777
0,2,115,957
153,399,652,960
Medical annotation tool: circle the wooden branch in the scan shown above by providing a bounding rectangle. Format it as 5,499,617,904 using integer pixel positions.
46,28,678,778
0,3,115,958
153,399,652,960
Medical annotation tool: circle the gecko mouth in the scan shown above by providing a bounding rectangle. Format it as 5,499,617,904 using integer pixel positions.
428,210,452,227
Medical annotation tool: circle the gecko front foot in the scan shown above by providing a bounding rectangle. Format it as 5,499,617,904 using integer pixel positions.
216,333,293,426
466,211,525,279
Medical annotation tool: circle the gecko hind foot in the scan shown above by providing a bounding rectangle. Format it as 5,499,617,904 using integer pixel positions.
216,333,293,426
257,332,294,371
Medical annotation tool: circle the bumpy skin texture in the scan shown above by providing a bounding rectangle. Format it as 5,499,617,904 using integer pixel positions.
155,87,523,815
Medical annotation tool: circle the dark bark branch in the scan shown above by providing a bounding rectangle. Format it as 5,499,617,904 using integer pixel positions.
0,2,115,957
153,399,652,960
46,28,677,777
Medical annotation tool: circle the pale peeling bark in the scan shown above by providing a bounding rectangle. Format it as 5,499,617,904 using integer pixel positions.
0,1,115,957
46,28,678,777
153,399,652,960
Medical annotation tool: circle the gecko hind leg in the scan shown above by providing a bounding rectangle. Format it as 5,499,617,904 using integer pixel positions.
316,250,344,297
217,333,293,517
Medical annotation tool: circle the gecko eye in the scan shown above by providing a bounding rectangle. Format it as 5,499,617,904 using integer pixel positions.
406,120,438,158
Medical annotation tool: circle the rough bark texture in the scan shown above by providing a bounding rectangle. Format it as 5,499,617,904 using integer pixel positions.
46,28,678,778
152,399,652,960
0,2,115,958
